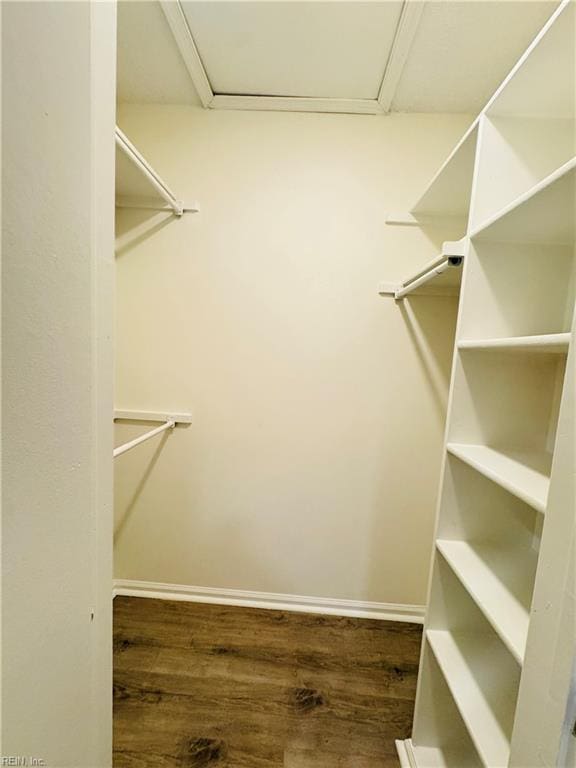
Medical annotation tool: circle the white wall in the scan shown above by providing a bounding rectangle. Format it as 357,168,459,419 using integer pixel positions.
1,3,115,764
114,105,471,608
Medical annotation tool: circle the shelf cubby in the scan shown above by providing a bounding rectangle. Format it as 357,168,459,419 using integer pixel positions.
427,630,517,768
459,241,575,340
446,443,550,515
410,642,483,768
437,453,541,663
470,116,575,231
436,540,536,665
470,1,575,229
471,157,576,245
425,558,521,767
448,349,566,457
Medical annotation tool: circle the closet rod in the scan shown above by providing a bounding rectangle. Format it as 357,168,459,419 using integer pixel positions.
115,127,184,217
113,419,175,458
399,252,448,287
395,257,462,300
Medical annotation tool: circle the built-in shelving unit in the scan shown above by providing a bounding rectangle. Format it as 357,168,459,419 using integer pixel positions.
397,2,576,765
115,126,198,216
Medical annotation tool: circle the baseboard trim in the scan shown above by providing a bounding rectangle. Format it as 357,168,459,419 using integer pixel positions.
395,739,417,767
112,579,425,624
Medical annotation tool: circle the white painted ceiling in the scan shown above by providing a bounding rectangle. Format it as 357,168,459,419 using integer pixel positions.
180,2,403,99
117,0,559,113
393,0,558,112
117,0,201,105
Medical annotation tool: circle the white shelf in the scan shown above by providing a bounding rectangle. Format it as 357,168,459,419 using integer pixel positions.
114,409,193,424
436,539,536,664
427,630,515,768
471,157,576,245
446,443,551,514
397,740,481,768
458,333,571,354
413,745,480,768
411,123,479,220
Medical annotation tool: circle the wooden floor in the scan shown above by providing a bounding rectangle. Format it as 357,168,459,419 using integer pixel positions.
113,597,422,767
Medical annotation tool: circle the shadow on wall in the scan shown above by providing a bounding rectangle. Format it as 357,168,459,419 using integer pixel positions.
113,429,274,591
383,221,461,425
115,208,176,257
113,430,170,546
398,297,458,422
364,290,459,607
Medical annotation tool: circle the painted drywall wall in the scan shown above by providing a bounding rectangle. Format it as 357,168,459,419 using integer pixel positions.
114,105,471,607
1,3,115,764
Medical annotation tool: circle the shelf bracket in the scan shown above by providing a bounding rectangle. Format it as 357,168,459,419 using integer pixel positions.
114,410,192,424
379,239,466,300
113,410,192,459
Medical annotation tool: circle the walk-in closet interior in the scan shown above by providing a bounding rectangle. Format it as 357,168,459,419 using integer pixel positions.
111,2,576,765
1,0,575,766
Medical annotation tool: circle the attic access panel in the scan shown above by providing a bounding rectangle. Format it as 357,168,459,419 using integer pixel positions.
179,1,404,100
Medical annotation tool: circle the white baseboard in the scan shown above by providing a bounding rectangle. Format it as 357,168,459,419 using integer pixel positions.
396,739,417,767
113,579,425,624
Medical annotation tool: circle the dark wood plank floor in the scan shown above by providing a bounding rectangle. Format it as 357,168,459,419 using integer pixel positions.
113,597,422,768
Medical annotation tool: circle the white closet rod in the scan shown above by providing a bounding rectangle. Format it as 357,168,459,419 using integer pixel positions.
398,252,449,287
113,410,192,459
115,127,184,217
113,419,175,458
394,258,461,300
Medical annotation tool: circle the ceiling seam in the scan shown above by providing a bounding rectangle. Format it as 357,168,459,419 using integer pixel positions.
378,0,425,113
159,0,215,108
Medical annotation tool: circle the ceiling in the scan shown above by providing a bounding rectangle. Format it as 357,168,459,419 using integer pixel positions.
117,0,558,114
181,1,403,99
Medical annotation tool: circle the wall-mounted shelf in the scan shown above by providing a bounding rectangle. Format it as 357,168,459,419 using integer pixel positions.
114,409,193,424
386,123,479,239
379,239,465,299
113,410,192,458
115,127,198,217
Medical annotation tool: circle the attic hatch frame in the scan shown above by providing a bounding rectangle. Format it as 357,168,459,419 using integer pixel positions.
158,0,425,115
